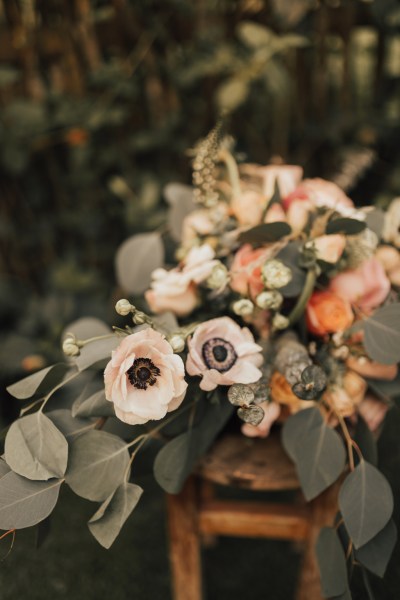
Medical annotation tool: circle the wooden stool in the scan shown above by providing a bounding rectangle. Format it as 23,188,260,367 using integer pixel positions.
167,432,339,600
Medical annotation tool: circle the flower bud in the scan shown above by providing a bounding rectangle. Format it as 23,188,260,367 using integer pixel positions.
272,313,289,330
256,290,283,310
232,298,254,316
207,262,229,289
168,335,186,353
133,311,147,325
62,337,80,357
261,259,292,289
115,299,134,316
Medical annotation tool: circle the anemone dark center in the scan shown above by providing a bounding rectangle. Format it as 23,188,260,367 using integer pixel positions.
201,337,237,373
126,358,160,390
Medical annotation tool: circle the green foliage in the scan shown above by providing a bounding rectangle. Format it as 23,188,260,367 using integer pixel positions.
355,519,397,578
238,222,292,245
88,482,143,549
115,233,165,294
326,218,367,235
363,304,400,365
6,364,70,400
4,413,68,481
65,430,130,502
0,473,62,530
339,461,394,549
72,390,115,419
316,527,349,598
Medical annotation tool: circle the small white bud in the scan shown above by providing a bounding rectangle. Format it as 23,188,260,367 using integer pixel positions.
255,290,283,310
272,313,289,330
62,337,80,357
232,298,254,316
115,299,134,316
168,335,186,353
133,311,147,325
207,262,229,289
261,259,292,289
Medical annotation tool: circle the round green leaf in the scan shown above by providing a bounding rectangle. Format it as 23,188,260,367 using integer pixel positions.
0,472,62,530
316,527,349,598
115,232,164,294
281,406,323,461
355,519,397,578
239,222,292,245
88,482,143,549
339,461,394,549
65,430,130,501
6,363,70,400
363,304,400,365
5,412,68,480
326,217,366,235
46,409,94,440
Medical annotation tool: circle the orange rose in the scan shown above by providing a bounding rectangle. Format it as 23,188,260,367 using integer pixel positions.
270,371,301,409
306,291,354,336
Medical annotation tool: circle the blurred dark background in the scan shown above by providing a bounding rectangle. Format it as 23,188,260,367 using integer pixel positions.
1,1,400,598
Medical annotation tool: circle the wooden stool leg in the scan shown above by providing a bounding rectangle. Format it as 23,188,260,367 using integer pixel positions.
167,476,203,600
296,484,340,600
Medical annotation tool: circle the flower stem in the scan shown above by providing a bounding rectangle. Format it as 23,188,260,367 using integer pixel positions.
287,268,317,326
335,410,357,471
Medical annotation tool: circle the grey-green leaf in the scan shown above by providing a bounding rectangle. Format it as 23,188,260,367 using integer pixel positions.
164,183,195,242
281,406,324,462
237,21,274,48
72,390,115,418
239,222,292,245
326,217,366,235
88,482,143,548
115,232,164,294
354,416,378,467
74,336,119,372
295,424,346,501
316,527,349,598
339,461,393,549
65,430,130,501
0,472,62,529
46,409,94,439
154,400,234,494
6,363,70,400
363,304,400,365
5,412,68,480
63,317,111,341
355,518,397,578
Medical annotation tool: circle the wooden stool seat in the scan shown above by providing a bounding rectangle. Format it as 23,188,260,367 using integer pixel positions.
197,431,300,491
167,431,339,600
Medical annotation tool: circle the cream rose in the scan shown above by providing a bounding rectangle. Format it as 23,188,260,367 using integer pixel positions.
104,328,187,425
145,244,218,317
186,317,263,391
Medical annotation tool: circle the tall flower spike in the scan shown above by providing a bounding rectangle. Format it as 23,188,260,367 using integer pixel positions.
192,122,223,207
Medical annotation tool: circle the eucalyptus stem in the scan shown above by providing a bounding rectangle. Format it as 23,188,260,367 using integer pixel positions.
335,410,356,472
220,149,242,199
287,268,317,326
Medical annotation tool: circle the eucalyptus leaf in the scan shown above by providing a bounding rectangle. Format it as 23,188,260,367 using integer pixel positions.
316,527,349,598
0,460,10,478
74,336,119,372
5,412,68,480
281,406,323,462
238,222,292,245
216,77,249,112
0,472,62,529
367,373,400,402
295,423,346,500
355,519,397,578
365,208,385,238
154,400,234,494
115,232,164,294
88,482,143,549
65,430,130,501
164,183,195,242
339,461,393,549
6,363,70,400
237,21,274,48
326,218,366,235
62,317,111,341
363,304,400,365
72,390,115,418
276,241,306,297
46,409,94,439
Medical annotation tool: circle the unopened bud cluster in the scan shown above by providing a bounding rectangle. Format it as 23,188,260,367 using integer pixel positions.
62,335,81,357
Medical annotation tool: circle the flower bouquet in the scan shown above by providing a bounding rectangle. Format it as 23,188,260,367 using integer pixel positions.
3,131,400,598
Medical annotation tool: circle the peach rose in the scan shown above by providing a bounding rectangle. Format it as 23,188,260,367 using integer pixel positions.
286,199,313,233
270,371,302,409
257,165,303,200
306,291,354,336
241,401,281,438
104,328,187,425
346,356,398,381
146,244,218,317
298,178,354,211
230,244,271,298
329,257,390,311
313,234,346,263
186,317,263,391
231,189,266,227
